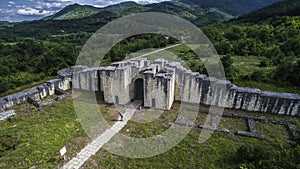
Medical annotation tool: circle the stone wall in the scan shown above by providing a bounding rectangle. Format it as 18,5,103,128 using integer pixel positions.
70,58,299,116
1,58,299,116
0,65,86,110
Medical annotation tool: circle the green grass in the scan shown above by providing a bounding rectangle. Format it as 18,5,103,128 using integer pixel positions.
79,102,299,169
0,96,120,169
0,98,83,169
0,98,299,168
233,81,300,95
81,122,295,169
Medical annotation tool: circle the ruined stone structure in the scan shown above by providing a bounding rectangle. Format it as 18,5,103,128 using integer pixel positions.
0,65,87,110
0,58,299,116
71,58,300,116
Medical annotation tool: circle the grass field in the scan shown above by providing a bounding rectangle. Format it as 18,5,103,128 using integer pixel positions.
165,45,300,95
0,76,56,98
0,97,299,169
231,55,300,94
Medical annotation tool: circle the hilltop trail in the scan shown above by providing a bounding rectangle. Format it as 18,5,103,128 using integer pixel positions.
135,43,182,59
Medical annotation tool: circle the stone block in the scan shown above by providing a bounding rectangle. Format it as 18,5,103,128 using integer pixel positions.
236,130,265,139
0,110,16,121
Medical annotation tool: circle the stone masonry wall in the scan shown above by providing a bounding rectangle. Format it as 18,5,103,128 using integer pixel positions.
0,65,87,110
0,58,299,116
70,58,299,116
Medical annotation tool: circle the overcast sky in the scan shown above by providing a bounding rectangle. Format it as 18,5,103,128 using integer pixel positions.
0,0,169,22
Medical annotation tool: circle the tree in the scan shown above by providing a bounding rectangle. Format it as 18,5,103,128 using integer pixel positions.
235,144,278,169
275,59,300,86
221,55,233,81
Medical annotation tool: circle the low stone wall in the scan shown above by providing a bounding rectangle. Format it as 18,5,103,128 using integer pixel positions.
0,110,15,121
169,60,300,116
0,65,86,110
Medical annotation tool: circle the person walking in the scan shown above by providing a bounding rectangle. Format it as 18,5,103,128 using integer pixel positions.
118,112,124,121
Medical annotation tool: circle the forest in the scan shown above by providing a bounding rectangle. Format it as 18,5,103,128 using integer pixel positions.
0,14,300,96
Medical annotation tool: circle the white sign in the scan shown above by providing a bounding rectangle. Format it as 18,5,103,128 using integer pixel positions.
60,146,67,156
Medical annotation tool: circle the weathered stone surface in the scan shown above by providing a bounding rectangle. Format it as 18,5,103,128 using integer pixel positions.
0,58,299,116
27,96,56,108
55,94,69,101
38,99,55,107
247,119,257,133
175,111,194,127
27,96,40,107
198,125,230,133
57,65,88,79
287,123,299,140
0,110,15,121
70,58,300,116
236,130,265,139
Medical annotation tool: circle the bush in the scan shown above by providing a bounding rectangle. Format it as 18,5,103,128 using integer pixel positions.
235,144,278,169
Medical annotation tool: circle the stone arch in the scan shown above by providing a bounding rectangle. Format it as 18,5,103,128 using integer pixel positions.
134,78,144,100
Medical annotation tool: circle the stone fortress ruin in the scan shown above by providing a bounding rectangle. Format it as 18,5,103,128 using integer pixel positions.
0,58,299,117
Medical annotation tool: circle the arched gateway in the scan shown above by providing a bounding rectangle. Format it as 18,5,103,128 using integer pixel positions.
134,79,144,100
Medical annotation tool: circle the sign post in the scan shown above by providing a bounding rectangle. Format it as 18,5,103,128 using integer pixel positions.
60,146,67,161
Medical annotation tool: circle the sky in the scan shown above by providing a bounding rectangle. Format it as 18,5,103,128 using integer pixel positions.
0,0,169,22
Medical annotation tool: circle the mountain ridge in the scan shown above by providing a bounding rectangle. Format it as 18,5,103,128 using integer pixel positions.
43,1,141,20
42,0,282,23
177,0,282,16
235,0,300,22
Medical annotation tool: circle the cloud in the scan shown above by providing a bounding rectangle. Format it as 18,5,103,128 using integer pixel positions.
8,1,16,5
47,0,73,2
94,0,169,7
7,1,16,7
94,0,116,7
45,2,64,8
17,8,53,16
134,0,169,4
0,8,14,14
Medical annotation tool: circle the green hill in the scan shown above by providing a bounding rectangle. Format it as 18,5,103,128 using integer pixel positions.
43,3,101,20
103,1,142,13
141,1,233,23
44,1,141,20
43,1,235,26
41,0,283,26
236,0,300,22
178,0,282,16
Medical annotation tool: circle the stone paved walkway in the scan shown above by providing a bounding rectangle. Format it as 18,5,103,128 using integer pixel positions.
62,100,142,169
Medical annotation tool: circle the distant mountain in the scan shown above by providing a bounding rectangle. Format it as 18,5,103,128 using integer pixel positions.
0,0,285,42
177,0,282,16
144,1,234,24
43,3,100,20
103,1,142,13
43,1,234,25
43,0,282,24
236,0,300,22
44,1,141,20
